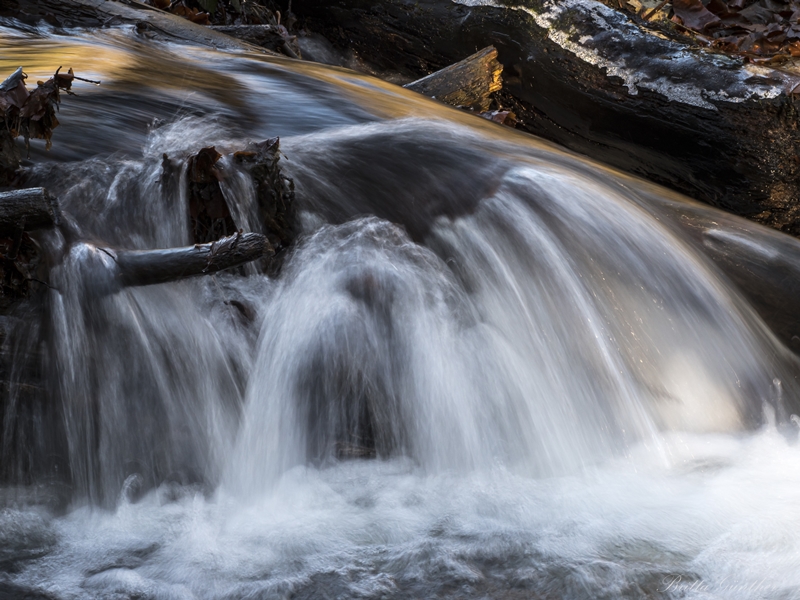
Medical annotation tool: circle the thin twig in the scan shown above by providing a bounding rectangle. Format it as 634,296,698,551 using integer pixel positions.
73,75,101,85
643,0,669,21
26,277,58,291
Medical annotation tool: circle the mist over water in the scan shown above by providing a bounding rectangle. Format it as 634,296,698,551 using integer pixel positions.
1,23,800,600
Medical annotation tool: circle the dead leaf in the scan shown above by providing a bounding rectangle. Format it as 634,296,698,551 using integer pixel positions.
0,68,29,112
739,2,778,24
54,67,75,92
673,0,722,30
171,4,212,25
706,0,737,18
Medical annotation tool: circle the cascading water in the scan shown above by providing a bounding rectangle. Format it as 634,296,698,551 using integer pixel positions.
1,22,800,600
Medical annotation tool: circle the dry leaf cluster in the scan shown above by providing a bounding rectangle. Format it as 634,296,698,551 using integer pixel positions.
0,67,74,152
613,0,800,64
671,0,800,64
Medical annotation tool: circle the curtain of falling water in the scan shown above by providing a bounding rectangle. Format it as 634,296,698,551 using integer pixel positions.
38,125,267,503
228,142,795,496
1,110,791,505
2,25,800,599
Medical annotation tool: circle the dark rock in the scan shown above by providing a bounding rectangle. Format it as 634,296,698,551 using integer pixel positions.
294,0,800,236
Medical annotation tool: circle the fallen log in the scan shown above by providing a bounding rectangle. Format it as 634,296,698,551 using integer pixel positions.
0,68,26,185
0,189,53,312
0,188,59,235
105,232,273,288
404,46,502,112
295,0,800,237
211,25,301,58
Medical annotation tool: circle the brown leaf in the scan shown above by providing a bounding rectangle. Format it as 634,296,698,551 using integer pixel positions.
672,0,722,31
737,32,758,51
739,2,779,24
741,22,769,32
171,4,211,25
711,35,745,52
706,0,736,18
1,66,79,153
764,22,787,37
752,36,784,53
0,68,29,110
54,67,74,92
764,0,794,16
19,79,57,120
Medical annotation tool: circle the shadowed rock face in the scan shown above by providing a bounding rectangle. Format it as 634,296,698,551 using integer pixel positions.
282,124,507,242
295,0,800,236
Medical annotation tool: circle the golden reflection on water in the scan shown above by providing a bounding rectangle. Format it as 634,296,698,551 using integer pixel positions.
0,21,704,202
0,28,251,112
0,24,517,141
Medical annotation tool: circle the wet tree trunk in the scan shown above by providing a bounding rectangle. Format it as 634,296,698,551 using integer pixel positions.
294,0,800,237
110,232,273,288
0,188,59,235
404,46,502,112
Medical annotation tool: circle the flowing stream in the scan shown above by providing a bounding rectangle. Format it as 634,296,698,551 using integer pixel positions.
1,21,800,600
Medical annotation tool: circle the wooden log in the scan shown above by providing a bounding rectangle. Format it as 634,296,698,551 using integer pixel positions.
211,25,301,58
0,68,26,185
0,130,18,187
403,46,502,112
294,0,800,237
0,188,58,235
104,232,273,288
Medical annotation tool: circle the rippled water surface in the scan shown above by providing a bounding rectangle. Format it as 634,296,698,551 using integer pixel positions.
1,22,800,600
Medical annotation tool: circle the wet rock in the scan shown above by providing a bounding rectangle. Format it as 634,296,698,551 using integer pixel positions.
0,582,56,600
0,507,57,576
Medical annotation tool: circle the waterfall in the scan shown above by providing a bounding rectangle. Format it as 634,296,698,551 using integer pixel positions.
25,118,794,501
1,24,799,600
